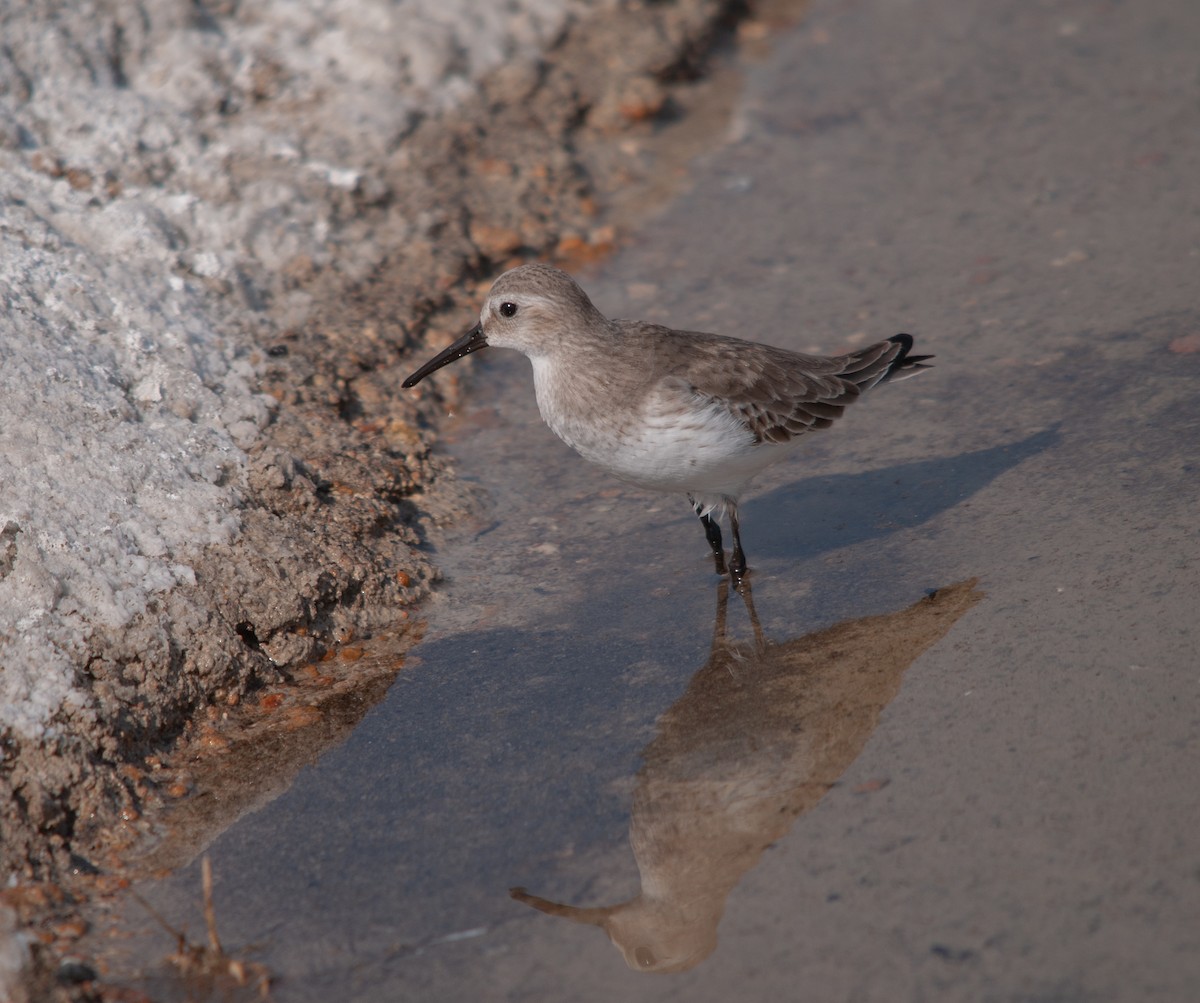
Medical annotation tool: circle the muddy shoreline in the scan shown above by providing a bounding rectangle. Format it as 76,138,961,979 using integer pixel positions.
1,0,811,996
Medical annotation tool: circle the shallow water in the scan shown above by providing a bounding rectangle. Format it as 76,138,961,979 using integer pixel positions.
95,337,1009,998
91,0,1200,998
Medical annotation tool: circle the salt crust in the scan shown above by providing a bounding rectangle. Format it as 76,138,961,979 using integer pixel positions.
0,0,604,739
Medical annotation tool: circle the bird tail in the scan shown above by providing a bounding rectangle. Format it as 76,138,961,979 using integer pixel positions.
879,333,934,384
838,333,933,391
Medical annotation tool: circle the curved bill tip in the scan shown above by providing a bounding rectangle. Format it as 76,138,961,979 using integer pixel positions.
402,322,487,388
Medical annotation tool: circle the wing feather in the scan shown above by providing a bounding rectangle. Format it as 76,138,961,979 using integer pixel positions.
632,326,909,446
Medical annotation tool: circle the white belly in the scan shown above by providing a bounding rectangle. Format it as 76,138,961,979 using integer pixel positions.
532,358,789,500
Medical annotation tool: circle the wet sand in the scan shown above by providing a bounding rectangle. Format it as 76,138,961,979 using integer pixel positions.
80,0,1199,999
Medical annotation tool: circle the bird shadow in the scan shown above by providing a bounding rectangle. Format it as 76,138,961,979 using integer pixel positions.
746,426,1060,563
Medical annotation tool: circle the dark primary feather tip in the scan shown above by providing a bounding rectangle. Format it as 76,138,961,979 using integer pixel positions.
883,332,934,383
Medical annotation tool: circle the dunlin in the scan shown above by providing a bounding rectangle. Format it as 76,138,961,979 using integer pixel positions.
403,263,932,579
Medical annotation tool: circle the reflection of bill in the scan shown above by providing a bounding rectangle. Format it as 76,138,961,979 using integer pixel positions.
511,579,983,973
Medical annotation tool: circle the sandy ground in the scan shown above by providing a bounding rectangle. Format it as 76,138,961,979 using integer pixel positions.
54,0,1200,999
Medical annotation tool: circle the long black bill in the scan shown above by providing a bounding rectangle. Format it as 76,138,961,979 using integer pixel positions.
402,322,488,388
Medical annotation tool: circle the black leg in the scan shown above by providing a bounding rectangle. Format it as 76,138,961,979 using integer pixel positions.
690,494,727,574
700,512,725,560
728,502,747,582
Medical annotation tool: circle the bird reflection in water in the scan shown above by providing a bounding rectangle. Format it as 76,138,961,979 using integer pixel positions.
511,578,983,973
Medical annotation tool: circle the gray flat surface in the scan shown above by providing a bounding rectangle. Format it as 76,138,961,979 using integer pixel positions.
101,0,1199,999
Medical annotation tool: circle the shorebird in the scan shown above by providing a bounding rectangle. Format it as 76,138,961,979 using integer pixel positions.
403,263,932,580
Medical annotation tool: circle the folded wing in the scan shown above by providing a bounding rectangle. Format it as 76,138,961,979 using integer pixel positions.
658,332,931,446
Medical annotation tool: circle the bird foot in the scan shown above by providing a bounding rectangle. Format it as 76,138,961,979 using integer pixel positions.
729,565,749,591
713,549,748,588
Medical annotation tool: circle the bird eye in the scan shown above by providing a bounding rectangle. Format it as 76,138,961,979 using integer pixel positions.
499,301,518,318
